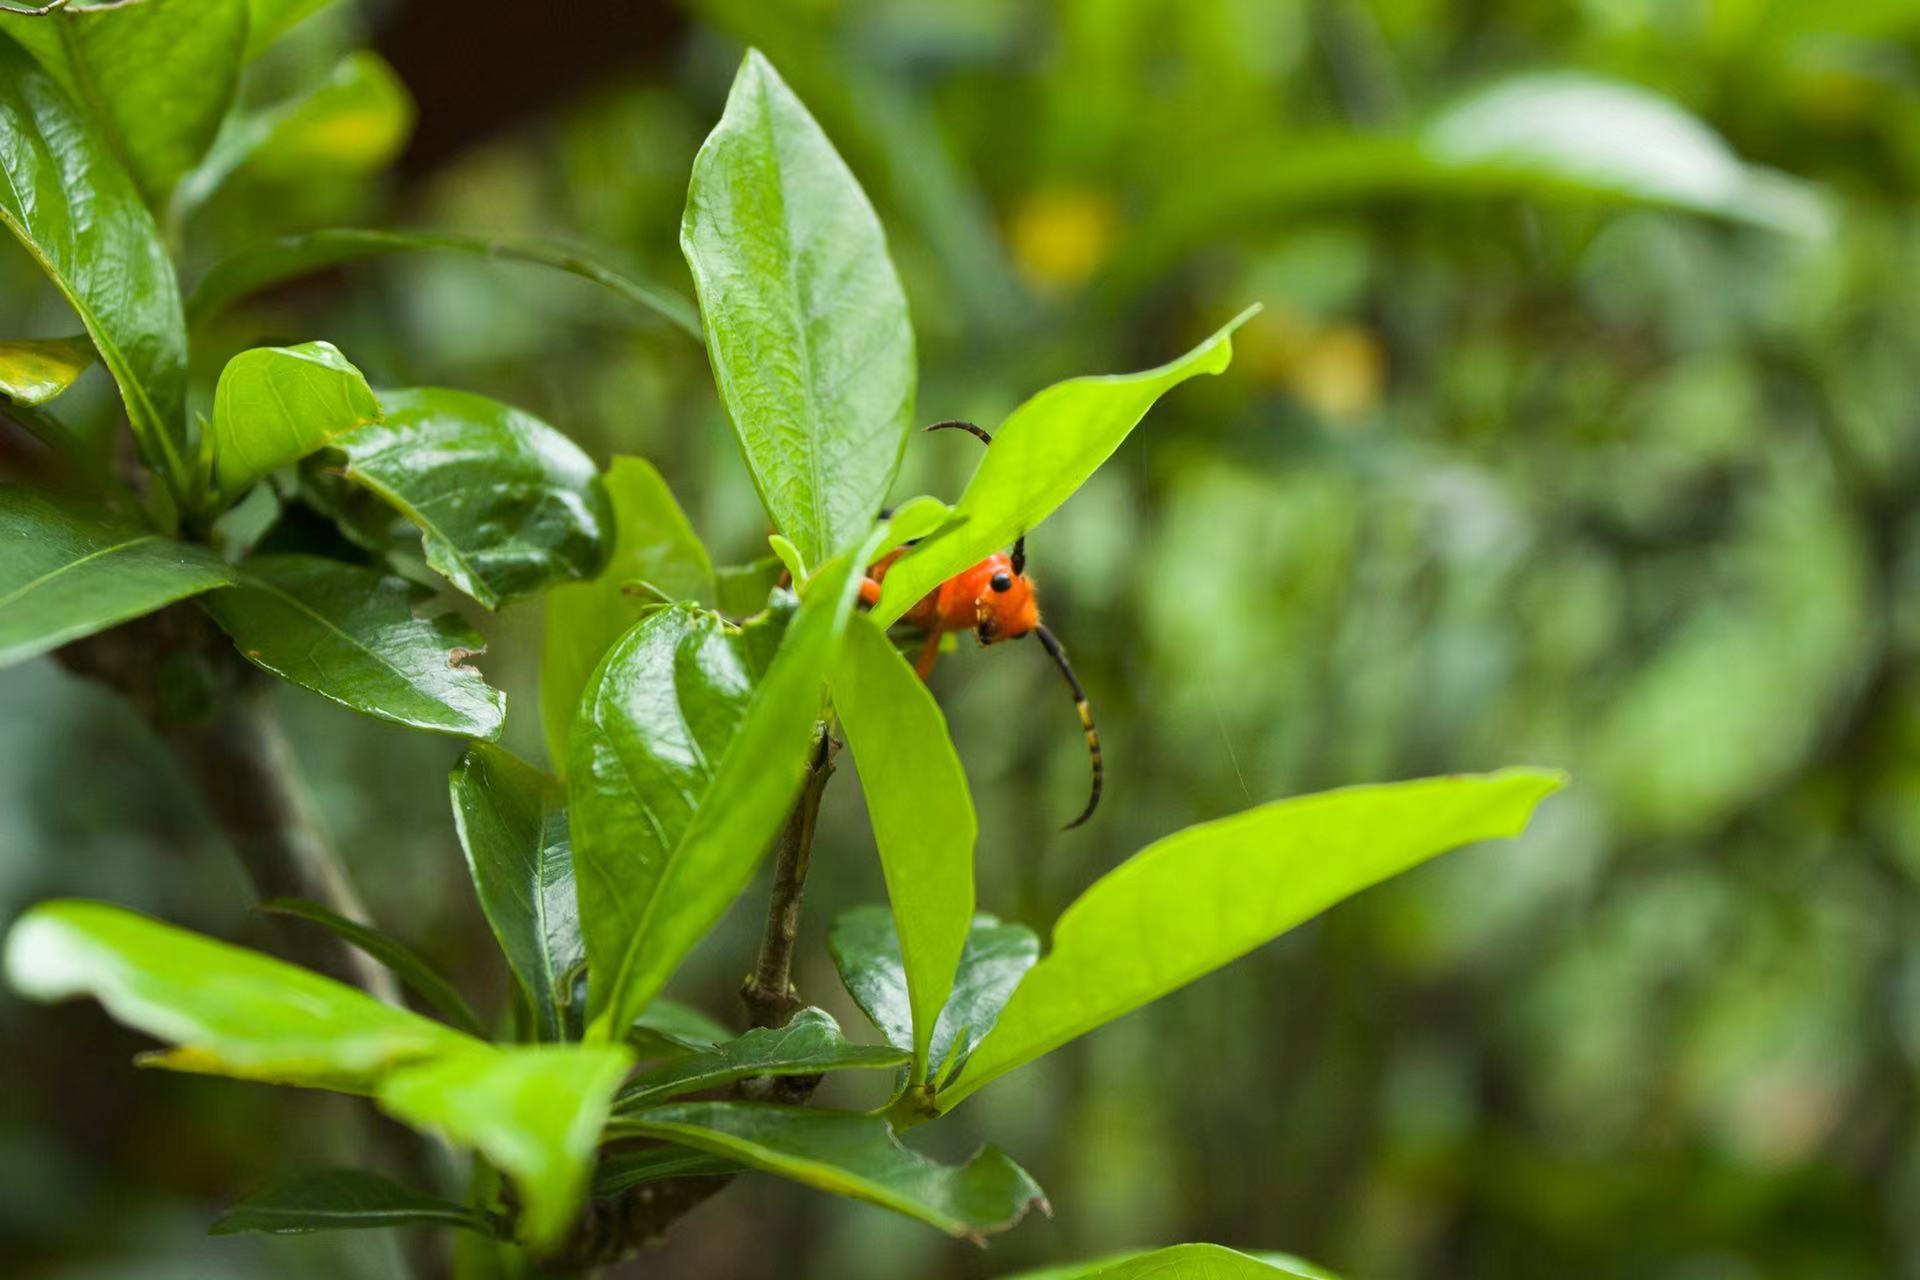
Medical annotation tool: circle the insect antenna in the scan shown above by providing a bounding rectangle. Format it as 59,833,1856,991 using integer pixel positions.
924,419,994,446
1033,624,1102,829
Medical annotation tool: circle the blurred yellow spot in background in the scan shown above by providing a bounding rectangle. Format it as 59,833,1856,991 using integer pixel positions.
1009,185,1118,292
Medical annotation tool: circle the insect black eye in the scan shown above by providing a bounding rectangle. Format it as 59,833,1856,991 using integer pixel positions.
990,571,1013,593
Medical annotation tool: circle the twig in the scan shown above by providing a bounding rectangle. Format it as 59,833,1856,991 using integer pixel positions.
742,726,838,1029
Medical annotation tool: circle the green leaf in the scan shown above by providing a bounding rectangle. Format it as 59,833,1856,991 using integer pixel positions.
830,909,1037,1097
257,898,486,1038
616,1102,1044,1240
243,0,334,58
211,1169,498,1237
929,772,1564,1115
871,310,1255,626
187,227,700,336
211,341,380,503
715,554,783,616
681,49,915,568
0,485,233,668
1000,1245,1327,1280
541,456,714,768
613,1007,907,1110
592,1147,739,1197
0,335,95,406
376,1044,634,1250
830,614,976,1083
319,387,612,609
203,554,506,740
448,744,581,1042
3,900,477,1092
0,39,189,486
0,0,248,208
629,999,735,1056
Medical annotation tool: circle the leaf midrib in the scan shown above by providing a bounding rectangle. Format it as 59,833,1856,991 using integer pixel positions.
0,531,163,611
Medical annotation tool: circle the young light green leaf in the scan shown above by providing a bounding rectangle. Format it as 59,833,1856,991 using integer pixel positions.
592,1147,739,1197
0,335,95,406
212,342,380,503
448,745,582,1042
831,614,976,1083
616,1102,1045,1240
0,486,234,668
872,310,1256,626
831,909,1037,1099
320,387,611,609
187,227,700,336
541,456,715,769
257,898,486,1038
203,554,505,740
3,900,478,1092
0,40,189,486
211,1169,499,1237
681,49,915,568
1000,1245,1327,1280
0,0,247,207
937,770,1566,1115
614,1008,907,1110
376,1044,634,1250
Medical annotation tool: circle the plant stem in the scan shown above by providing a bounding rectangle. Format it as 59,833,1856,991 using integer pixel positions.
742,725,837,1029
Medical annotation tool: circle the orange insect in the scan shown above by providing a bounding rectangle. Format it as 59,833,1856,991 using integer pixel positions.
860,420,1102,829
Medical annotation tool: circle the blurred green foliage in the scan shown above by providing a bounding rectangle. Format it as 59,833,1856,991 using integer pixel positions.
7,0,1920,1277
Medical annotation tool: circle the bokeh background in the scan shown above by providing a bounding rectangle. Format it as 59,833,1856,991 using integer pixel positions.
7,1,1920,1277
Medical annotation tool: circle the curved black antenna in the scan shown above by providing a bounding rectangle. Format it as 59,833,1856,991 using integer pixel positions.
1033,624,1102,829
924,419,993,446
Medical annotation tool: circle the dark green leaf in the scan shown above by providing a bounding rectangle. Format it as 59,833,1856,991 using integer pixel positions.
541,455,714,767
3,899,477,1092
203,554,506,739
629,999,734,1055
257,898,485,1038
187,227,699,336
0,0,247,207
321,386,611,609
592,1147,738,1197
614,1007,907,1110
211,341,380,503
0,485,233,668
376,1044,634,1249
0,335,95,405
715,554,783,617
616,1102,1044,1239
211,1169,497,1237
448,744,581,1042
0,39,189,485
935,771,1566,1116
681,49,915,568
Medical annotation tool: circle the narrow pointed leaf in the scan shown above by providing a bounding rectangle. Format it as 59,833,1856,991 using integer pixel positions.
681,49,915,567
592,1147,739,1197
939,771,1566,1114
3,900,477,1092
832,613,976,1082
0,486,233,669
376,1045,634,1250
212,342,380,502
617,1102,1044,1239
872,310,1254,626
258,898,485,1038
448,744,581,1042
542,455,715,768
0,39,189,483
203,554,505,739
319,387,611,609
614,1008,907,1110
0,335,95,406
211,1169,497,1237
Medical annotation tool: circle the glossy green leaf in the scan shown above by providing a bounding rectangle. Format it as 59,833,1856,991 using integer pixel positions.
872,310,1255,626
3,900,476,1092
681,49,915,568
1001,1245,1327,1280
0,335,95,405
831,613,976,1082
203,554,506,740
211,341,380,503
614,1007,907,1110
541,456,714,768
448,744,581,1042
629,999,735,1056
0,39,189,484
244,0,333,57
320,387,611,609
936,771,1566,1115
258,898,485,1038
187,227,700,336
0,486,233,668
715,554,783,616
211,1169,497,1237
592,1147,739,1197
376,1044,634,1249
617,1102,1044,1240
831,909,1037,1098
0,0,247,207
